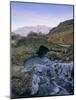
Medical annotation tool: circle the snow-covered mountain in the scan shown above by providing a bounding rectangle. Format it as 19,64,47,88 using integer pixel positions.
13,25,51,36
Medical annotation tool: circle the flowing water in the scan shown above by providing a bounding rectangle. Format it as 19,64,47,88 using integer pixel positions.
12,56,74,98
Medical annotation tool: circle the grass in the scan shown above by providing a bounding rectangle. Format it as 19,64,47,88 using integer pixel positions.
11,35,73,98
11,36,71,66
11,36,73,78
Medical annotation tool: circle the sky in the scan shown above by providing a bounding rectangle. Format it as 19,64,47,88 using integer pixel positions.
11,1,73,31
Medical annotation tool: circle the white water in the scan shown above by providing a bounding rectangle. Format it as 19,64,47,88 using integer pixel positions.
21,56,73,96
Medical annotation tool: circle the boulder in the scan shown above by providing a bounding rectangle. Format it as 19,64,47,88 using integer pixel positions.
11,56,74,98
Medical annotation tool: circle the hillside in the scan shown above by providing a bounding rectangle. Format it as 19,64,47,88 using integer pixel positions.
48,19,74,44
11,20,74,98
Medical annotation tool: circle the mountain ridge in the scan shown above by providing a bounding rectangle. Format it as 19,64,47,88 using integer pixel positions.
13,25,51,36
48,19,74,44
